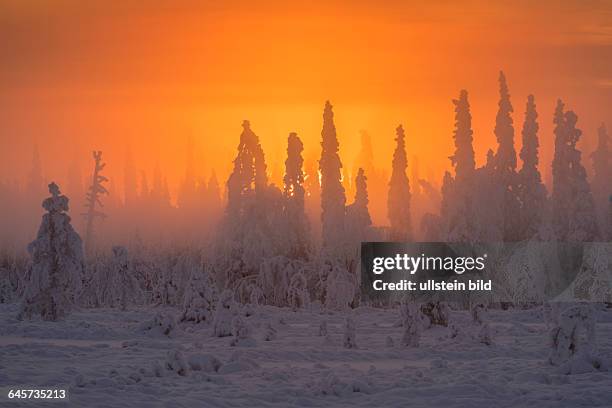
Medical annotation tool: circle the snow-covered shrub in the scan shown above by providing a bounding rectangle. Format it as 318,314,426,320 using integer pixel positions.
263,321,277,341
230,315,256,347
112,246,143,310
218,351,260,374
19,183,84,321
165,349,189,376
548,304,600,371
324,263,356,311
401,303,421,347
477,322,493,345
179,263,216,324
311,372,372,396
187,354,222,373
420,301,450,327
312,373,351,397
212,289,235,337
288,270,310,311
140,313,176,336
258,256,308,306
470,303,493,345
471,303,487,324
318,320,328,337
343,316,357,348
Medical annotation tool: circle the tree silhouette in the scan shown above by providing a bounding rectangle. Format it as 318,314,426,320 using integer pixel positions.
319,101,346,251
387,124,412,241
283,132,310,258
493,72,520,241
552,101,598,241
347,167,372,241
441,90,478,242
450,90,475,182
517,95,547,240
82,151,108,254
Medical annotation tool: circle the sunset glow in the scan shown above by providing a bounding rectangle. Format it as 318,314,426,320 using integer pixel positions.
1,0,610,225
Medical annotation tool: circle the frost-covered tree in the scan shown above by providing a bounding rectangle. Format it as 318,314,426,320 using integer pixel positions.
591,123,611,237
492,72,520,241
517,95,547,240
324,262,356,310
19,183,84,321
217,121,287,288
111,246,142,310
212,289,235,337
230,315,256,347
387,125,412,241
319,101,346,252
287,270,310,311
450,90,476,182
206,171,223,219
346,168,372,244
441,90,478,242
82,151,108,254
548,304,599,371
283,132,310,259
179,263,216,323
552,102,598,241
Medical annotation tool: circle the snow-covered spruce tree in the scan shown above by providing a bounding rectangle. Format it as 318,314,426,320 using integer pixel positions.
517,95,547,240
492,72,520,241
179,263,216,323
551,104,598,242
387,125,412,241
283,132,311,259
218,120,286,289
441,90,477,242
19,183,84,321
319,101,346,254
82,151,108,254
469,149,504,242
212,289,235,337
548,304,600,372
287,270,310,311
551,100,570,240
111,246,142,310
551,102,596,241
324,262,356,310
346,168,372,245
591,123,611,238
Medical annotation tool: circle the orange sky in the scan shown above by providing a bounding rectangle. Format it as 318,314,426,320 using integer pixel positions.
1,0,611,207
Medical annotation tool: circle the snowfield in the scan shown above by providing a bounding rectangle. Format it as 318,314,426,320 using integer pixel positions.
1,304,612,407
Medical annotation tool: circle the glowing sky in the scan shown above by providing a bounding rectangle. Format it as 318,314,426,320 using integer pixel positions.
1,0,611,204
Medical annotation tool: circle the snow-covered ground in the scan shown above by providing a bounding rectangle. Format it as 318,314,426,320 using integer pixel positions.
1,304,611,407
